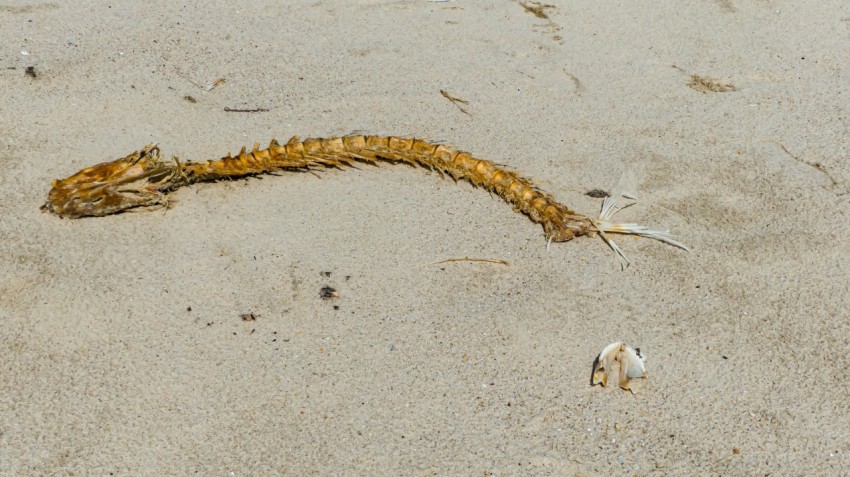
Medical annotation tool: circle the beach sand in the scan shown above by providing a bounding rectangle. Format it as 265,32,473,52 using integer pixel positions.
1,1,849,475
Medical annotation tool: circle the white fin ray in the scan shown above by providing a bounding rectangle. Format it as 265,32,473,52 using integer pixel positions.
591,173,689,265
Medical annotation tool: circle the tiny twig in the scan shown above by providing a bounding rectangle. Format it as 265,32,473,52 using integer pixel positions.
778,143,839,188
224,107,269,113
440,89,471,116
433,257,509,266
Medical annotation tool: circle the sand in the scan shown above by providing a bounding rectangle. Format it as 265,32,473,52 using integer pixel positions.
1,1,849,475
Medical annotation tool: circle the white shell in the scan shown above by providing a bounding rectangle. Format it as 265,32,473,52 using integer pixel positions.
591,341,648,394
622,346,647,379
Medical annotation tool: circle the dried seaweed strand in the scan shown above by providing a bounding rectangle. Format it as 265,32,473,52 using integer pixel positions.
42,135,689,260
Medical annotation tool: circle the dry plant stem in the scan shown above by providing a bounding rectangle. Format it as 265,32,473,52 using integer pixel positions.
43,135,688,257
433,257,509,266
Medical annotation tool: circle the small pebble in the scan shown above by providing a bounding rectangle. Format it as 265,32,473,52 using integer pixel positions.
319,286,338,299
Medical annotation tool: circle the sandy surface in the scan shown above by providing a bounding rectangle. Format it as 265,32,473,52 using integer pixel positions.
2,0,849,475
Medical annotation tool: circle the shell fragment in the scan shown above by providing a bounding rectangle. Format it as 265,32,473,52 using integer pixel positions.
591,341,648,393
